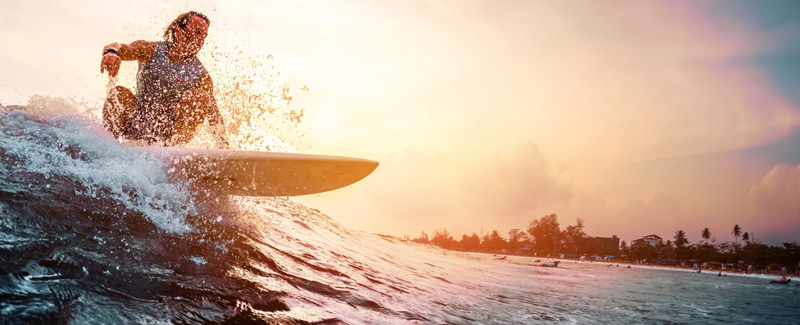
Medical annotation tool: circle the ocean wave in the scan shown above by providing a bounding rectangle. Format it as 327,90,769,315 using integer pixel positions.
2,106,798,324
0,107,472,323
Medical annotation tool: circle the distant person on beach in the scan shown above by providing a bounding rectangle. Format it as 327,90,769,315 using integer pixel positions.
100,11,228,148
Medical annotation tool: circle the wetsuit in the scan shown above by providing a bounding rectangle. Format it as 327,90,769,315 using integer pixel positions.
123,42,206,143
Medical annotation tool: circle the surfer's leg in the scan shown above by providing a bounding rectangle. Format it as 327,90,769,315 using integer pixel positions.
103,86,136,138
171,87,211,145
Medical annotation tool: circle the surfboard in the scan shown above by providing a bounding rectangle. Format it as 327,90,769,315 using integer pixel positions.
133,147,379,196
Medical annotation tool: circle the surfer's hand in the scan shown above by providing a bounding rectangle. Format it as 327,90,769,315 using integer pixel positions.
100,53,121,78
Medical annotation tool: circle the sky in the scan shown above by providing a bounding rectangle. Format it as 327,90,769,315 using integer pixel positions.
1,0,800,245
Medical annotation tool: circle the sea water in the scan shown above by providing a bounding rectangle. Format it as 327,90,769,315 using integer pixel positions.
1,107,798,324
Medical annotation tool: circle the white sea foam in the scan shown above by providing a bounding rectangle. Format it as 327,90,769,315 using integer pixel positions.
0,101,195,234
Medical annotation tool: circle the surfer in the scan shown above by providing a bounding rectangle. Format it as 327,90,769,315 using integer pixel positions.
100,11,229,148
540,261,559,268
770,275,791,284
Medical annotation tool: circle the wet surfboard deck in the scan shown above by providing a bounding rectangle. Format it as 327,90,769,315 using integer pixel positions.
133,147,379,196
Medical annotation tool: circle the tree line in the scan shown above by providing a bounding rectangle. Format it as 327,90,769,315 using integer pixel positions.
624,226,799,273
409,214,589,254
408,214,800,274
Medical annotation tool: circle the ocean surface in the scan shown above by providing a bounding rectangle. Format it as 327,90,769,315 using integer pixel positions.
1,106,799,324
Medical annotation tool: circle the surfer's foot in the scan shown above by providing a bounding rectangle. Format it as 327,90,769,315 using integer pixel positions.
103,86,136,138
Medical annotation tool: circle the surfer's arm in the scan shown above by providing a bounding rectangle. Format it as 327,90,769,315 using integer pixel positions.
100,41,156,78
199,73,229,149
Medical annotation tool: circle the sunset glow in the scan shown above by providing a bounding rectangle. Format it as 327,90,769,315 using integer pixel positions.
2,1,799,244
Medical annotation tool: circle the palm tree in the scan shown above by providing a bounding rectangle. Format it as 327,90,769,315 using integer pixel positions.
701,228,711,245
732,224,741,245
674,230,688,247
742,232,750,245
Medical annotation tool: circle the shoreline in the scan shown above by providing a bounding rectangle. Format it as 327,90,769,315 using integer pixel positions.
567,259,800,282
622,262,799,281
474,253,799,282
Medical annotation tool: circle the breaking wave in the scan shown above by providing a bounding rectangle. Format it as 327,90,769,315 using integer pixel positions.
1,104,798,324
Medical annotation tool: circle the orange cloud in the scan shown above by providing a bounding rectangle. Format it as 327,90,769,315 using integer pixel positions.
460,142,572,217
747,165,800,241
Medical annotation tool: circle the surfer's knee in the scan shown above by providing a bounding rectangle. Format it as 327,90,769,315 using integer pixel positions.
171,88,212,144
103,86,136,138
176,88,211,120
187,88,211,108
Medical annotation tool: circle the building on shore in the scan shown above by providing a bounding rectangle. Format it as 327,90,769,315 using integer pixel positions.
631,234,663,248
579,235,620,255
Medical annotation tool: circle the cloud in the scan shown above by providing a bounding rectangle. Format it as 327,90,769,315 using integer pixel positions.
460,142,572,217
747,164,800,241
